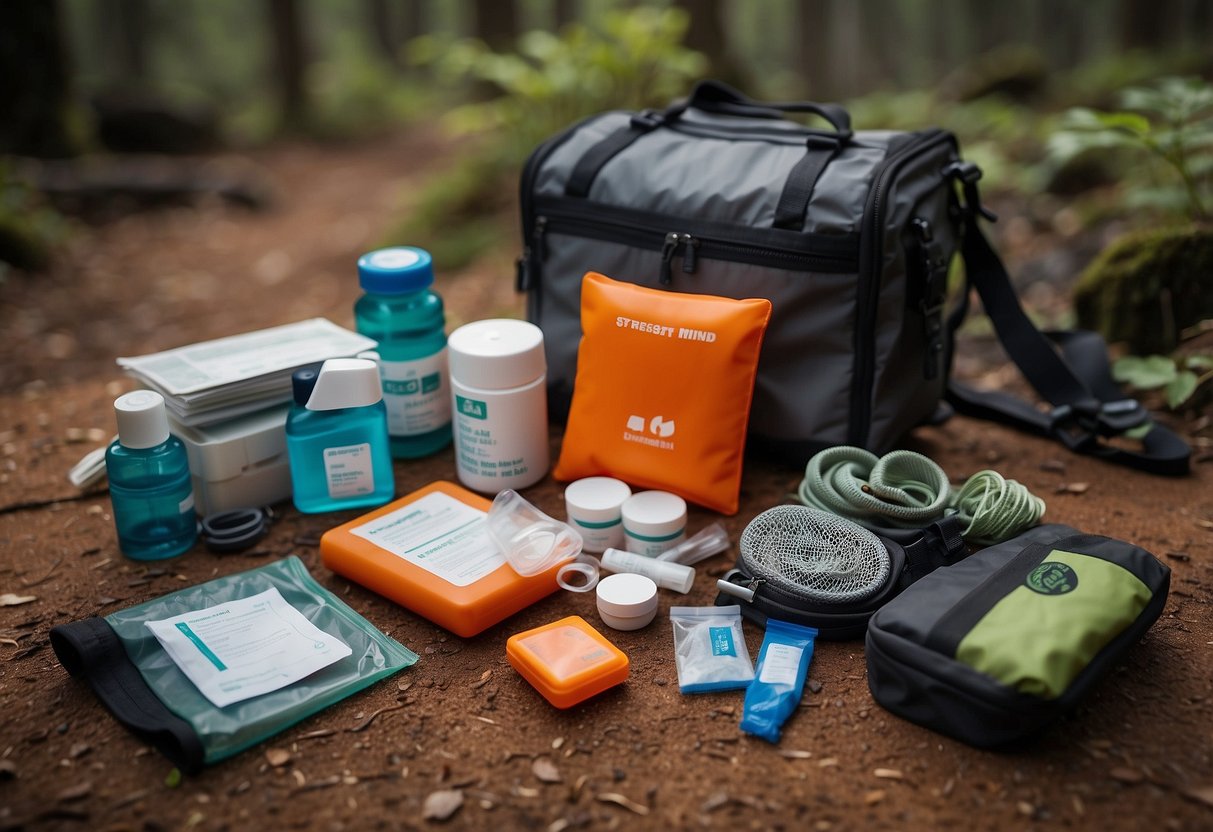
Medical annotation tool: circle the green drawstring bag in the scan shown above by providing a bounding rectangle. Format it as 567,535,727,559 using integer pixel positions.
51,556,416,773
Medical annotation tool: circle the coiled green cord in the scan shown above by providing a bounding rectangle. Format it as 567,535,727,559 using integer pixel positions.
796,446,1045,545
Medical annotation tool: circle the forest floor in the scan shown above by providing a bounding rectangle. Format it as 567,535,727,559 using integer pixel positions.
0,129,1211,831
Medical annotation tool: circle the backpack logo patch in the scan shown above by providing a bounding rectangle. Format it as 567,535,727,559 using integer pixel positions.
1025,562,1078,595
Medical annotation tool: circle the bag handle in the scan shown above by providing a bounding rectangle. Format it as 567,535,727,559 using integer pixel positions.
666,80,853,137
947,168,1190,475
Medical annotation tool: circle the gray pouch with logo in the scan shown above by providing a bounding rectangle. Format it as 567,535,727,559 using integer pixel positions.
866,524,1169,747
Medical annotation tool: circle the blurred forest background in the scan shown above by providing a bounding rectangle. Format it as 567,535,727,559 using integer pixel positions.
1,0,1211,408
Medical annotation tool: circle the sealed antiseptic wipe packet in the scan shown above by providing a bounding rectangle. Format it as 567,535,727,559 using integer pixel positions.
670,605,754,694
740,619,818,743
50,556,417,773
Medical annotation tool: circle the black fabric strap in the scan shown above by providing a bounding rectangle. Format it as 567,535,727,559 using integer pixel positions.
51,617,206,774
948,221,1190,476
773,140,842,230
564,116,659,198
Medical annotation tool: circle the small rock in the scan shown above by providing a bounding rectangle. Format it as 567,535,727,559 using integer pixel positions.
532,757,561,784
265,748,292,768
0,759,17,780
1017,801,1036,817
422,789,464,822
57,781,92,802
863,790,885,805
652,678,667,687
874,768,903,781
807,679,823,694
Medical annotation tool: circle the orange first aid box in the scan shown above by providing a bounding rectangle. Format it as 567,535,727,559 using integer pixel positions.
320,481,561,638
506,616,629,708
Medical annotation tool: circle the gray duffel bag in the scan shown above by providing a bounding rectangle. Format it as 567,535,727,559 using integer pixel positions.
516,81,1188,473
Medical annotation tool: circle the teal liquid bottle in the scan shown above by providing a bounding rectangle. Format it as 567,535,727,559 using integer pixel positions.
286,358,395,513
354,247,452,459
106,391,197,560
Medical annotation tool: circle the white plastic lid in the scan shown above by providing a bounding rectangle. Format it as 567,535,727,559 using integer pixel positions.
621,491,687,537
564,477,632,524
447,319,545,391
595,573,659,619
306,358,382,410
114,390,171,449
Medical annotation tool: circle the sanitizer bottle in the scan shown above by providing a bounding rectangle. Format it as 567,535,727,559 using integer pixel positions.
354,247,452,458
106,391,197,560
286,358,395,513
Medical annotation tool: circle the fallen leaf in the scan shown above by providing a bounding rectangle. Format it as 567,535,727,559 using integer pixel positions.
596,793,650,816
265,748,291,767
348,703,405,733
817,757,839,768
165,768,182,788
57,782,92,802
0,594,36,606
1197,519,1213,531
470,669,493,689
532,757,561,784
423,789,464,822
1182,786,1213,809
864,790,885,805
1017,801,1036,817
1109,766,1144,785
1056,482,1089,495
701,792,730,812
779,750,813,759
874,768,904,781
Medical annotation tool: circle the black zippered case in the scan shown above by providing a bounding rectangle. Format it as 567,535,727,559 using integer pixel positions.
865,524,1170,746
516,80,1189,472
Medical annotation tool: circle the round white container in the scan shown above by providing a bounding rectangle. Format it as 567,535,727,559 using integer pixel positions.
448,319,549,492
564,477,632,553
596,573,658,631
621,491,687,557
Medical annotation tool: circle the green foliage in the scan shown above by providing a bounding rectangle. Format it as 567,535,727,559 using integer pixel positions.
389,8,707,269
1049,77,1213,221
1113,350,1213,410
410,7,707,163
0,164,68,271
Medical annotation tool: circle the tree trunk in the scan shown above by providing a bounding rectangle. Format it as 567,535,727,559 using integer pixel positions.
267,0,309,132
0,0,78,157
797,0,835,100
472,0,517,50
674,0,747,88
553,0,577,29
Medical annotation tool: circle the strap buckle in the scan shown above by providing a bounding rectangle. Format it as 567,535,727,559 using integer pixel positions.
629,109,664,131
1049,398,1150,441
945,160,997,222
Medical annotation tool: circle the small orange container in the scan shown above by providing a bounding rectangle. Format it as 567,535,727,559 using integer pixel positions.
506,616,629,708
320,481,562,638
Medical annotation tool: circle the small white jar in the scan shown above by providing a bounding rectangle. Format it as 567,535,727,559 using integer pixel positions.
596,573,658,631
564,477,632,553
621,491,687,557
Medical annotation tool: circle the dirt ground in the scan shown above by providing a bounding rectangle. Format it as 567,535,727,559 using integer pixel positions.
1,131,1211,831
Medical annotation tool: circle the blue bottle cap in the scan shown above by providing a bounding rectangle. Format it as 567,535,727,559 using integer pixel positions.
292,364,323,406
357,247,434,294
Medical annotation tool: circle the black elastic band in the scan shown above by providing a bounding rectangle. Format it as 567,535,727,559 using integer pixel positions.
51,617,206,773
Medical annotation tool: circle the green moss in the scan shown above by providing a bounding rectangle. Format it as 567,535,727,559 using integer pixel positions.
1073,226,1213,354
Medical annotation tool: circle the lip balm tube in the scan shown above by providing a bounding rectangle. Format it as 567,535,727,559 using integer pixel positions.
601,548,695,594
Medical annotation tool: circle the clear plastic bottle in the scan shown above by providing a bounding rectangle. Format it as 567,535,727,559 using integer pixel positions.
354,247,452,459
106,391,197,561
286,359,395,513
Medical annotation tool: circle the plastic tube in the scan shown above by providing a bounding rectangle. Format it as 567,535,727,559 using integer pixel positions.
601,548,695,594
656,522,730,565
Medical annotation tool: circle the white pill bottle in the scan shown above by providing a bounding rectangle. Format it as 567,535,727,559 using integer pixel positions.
448,319,549,493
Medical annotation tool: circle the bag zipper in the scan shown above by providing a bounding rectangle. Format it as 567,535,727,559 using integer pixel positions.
530,199,859,286
849,129,958,446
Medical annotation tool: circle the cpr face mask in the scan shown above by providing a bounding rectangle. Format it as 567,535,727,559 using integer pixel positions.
50,556,417,773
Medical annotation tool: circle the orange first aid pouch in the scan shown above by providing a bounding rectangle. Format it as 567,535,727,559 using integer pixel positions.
553,272,771,515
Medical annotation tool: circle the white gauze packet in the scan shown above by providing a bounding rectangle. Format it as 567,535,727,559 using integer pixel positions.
670,605,755,694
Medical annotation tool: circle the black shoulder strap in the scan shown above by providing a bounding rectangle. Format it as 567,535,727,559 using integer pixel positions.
948,216,1190,476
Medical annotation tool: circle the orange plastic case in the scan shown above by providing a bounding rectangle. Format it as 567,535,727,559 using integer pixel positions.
506,616,629,709
320,481,561,638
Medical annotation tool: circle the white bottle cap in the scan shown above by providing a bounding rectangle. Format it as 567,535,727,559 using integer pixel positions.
114,390,171,449
595,573,658,631
447,319,545,391
621,491,687,538
306,358,383,411
565,477,632,524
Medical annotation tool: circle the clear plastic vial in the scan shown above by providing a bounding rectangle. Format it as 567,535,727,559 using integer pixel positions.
286,359,395,513
106,391,197,561
354,247,452,459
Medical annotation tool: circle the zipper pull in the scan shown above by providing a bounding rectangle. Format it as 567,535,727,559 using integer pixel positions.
680,233,698,274
533,216,549,261
659,231,680,286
